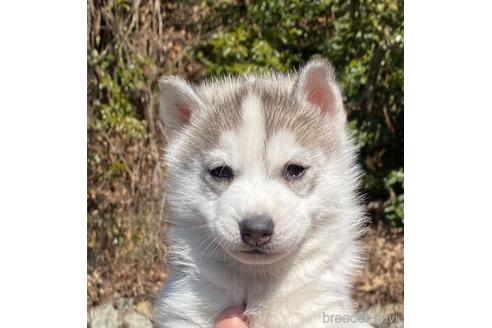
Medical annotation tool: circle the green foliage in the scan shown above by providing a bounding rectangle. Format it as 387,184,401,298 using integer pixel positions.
198,26,288,73
199,0,404,225
88,49,148,139
383,168,404,225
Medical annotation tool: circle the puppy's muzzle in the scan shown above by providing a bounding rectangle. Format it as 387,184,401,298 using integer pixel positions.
239,215,274,247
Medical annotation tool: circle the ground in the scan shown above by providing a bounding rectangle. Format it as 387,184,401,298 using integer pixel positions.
354,222,404,309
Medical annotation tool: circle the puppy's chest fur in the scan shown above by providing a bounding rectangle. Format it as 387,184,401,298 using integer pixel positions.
191,252,350,328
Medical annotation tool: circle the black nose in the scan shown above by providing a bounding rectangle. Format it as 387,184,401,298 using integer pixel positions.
239,215,274,247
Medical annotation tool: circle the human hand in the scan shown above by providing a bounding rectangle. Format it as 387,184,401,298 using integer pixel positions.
215,305,247,328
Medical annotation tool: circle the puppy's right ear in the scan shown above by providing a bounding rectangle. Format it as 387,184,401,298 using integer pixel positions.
293,59,346,126
159,76,203,136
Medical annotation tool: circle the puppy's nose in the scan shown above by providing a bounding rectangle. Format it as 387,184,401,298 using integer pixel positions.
239,215,274,247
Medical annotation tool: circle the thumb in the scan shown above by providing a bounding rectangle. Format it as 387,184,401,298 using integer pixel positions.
215,305,247,328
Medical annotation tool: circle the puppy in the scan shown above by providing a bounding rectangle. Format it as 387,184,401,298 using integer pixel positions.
156,59,370,328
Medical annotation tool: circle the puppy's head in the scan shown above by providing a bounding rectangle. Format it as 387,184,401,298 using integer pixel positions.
161,59,358,265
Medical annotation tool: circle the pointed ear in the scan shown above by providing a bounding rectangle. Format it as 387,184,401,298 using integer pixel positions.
293,59,346,124
159,76,204,136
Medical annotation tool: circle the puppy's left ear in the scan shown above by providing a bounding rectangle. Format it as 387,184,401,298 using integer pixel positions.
293,59,346,125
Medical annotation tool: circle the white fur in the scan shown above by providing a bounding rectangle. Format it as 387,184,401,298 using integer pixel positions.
156,60,371,328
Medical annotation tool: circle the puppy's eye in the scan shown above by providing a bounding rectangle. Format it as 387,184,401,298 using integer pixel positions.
209,165,233,180
283,163,307,180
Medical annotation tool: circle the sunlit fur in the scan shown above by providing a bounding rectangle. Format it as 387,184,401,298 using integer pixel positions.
156,59,371,328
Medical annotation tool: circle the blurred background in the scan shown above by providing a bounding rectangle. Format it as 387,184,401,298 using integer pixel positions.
87,0,403,326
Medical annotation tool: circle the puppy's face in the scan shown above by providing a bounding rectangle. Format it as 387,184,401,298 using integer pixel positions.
161,60,349,265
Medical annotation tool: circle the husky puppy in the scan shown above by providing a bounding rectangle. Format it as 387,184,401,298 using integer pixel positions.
156,59,370,328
